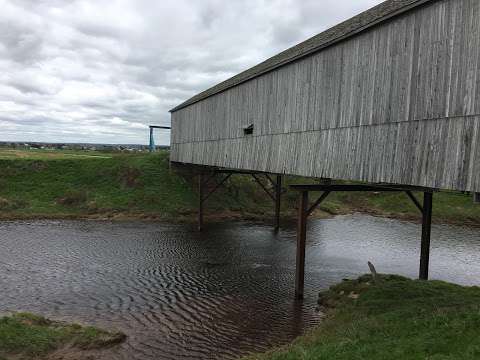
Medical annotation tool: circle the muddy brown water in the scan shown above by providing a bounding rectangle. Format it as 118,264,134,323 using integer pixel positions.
1,214,479,359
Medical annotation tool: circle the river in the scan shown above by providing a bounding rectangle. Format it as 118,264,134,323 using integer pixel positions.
0,214,479,359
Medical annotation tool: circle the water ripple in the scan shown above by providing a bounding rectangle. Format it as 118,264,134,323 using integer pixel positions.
1,216,479,359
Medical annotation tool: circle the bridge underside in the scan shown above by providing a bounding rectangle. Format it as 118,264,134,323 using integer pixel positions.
172,162,449,300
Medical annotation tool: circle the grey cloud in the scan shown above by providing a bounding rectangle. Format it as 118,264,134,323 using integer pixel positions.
0,24,44,63
0,0,383,144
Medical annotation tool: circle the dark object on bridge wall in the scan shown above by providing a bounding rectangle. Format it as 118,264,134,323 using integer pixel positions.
475,193,480,204
170,0,479,193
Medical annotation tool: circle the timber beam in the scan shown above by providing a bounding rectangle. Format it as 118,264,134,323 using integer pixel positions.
290,184,436,192
215,169,267,175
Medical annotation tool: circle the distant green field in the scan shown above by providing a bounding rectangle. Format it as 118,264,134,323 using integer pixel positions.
0,148,112,160
0,148,478,225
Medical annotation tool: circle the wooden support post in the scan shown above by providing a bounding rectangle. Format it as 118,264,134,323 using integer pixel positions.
295,191,308,300
274,175,282,231
198,174,204,231
419,192,433,280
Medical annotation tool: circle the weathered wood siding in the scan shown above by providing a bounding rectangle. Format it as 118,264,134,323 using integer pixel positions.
171,0,480,192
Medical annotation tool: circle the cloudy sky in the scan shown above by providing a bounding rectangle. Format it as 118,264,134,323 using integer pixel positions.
0,0,382,145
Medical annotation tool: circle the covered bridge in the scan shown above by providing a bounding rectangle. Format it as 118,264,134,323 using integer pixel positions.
169,0,480,298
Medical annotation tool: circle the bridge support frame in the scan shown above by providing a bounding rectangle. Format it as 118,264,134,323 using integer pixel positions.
290,184,435,300
197,169,284,231
474,192,480,204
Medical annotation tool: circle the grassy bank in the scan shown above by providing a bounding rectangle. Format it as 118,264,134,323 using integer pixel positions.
245,275,480,360
0,150,197,220
0,313,125,360
0,149,479,225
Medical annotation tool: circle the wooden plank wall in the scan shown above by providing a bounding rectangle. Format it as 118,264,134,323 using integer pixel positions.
171,0,480,192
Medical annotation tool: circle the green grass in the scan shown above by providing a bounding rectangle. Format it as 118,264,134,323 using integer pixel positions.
0,148,478,224
0,312,125,358
0,149,281,220
0,148,113,160
0,150,198,219
244,275,480,360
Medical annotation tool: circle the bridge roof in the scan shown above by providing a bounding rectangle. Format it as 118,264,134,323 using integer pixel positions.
170,0,432,113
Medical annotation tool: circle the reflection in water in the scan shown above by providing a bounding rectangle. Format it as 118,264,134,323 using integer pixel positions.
0,215,479,359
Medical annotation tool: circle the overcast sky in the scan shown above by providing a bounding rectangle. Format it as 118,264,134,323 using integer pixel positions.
0,0,383,145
